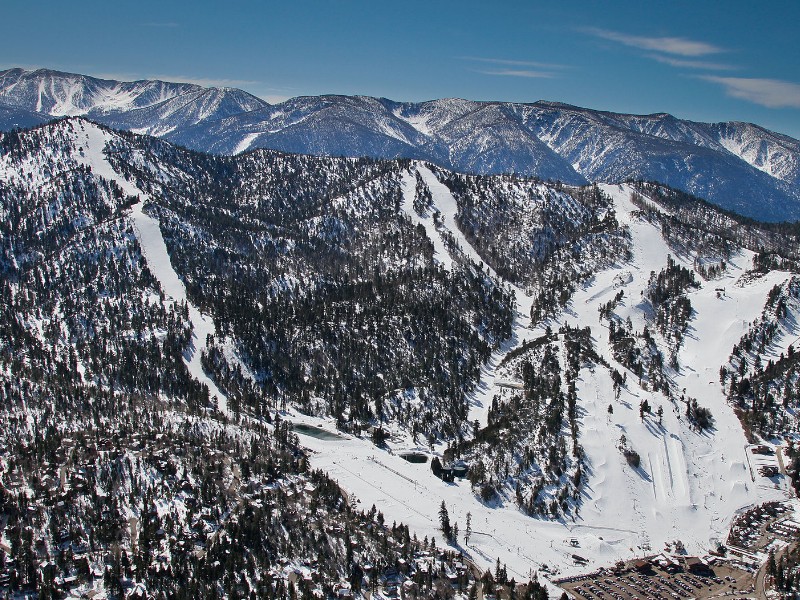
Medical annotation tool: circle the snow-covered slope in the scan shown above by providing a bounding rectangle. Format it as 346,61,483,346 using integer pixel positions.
73,123,229,412
562,184,790,558
4,120,800,592
708,121,800,186
0,68,268,136
288,178,797,586
0,119,229,413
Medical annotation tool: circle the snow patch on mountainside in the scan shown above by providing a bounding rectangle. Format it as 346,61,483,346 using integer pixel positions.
716,127,799,185
400,111,434,136
233,132,260,154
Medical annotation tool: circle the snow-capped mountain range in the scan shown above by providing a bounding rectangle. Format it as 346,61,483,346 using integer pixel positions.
1,67,798,221
0,67,266,136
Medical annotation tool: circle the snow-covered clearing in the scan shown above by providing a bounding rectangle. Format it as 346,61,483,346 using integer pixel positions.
233,132,260,154
76,122,228,414
296,410,602,586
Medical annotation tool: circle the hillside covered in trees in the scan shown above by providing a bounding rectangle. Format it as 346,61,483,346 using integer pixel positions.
2,117,800,598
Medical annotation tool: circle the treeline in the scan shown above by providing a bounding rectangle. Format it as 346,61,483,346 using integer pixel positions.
646,255,699,357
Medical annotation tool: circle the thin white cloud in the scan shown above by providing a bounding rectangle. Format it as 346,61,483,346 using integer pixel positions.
476,69,556,79
646,54,737,71
700,76,800,108
462,56,566,79
462,56,570,70
585,27,725,56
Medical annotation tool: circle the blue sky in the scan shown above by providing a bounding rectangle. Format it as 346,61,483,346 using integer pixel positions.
3,0,799,138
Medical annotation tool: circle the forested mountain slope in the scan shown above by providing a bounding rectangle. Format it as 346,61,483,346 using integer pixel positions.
2,118,800,597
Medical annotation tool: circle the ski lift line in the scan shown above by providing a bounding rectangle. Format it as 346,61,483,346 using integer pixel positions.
330,458,433,523
368,456,418,486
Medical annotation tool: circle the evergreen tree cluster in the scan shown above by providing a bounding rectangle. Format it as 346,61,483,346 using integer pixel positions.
0,119,502,598
452,326,591,519
723,278,800,439
645,255,699,352
606,316,668,395
96,137,519,439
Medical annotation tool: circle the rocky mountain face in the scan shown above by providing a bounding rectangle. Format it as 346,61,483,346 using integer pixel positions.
1,68,798,220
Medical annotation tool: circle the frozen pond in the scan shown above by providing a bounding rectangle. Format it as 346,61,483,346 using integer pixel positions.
292,423,344,440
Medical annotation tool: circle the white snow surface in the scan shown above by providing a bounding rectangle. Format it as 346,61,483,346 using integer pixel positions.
401,111,433,136
295,180,797,588
233,132,261,154
399,170,452,271
77,122,228,414
556,183,792,567
130,203,228,414
715,125,799,184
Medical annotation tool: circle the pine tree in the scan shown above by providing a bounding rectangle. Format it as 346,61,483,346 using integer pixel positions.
439,501,451,541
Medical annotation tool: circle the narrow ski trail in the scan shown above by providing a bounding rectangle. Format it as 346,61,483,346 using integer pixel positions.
402,164,537,428
78,122,229,414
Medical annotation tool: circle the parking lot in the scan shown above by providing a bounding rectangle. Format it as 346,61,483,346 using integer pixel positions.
558,559,756,599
